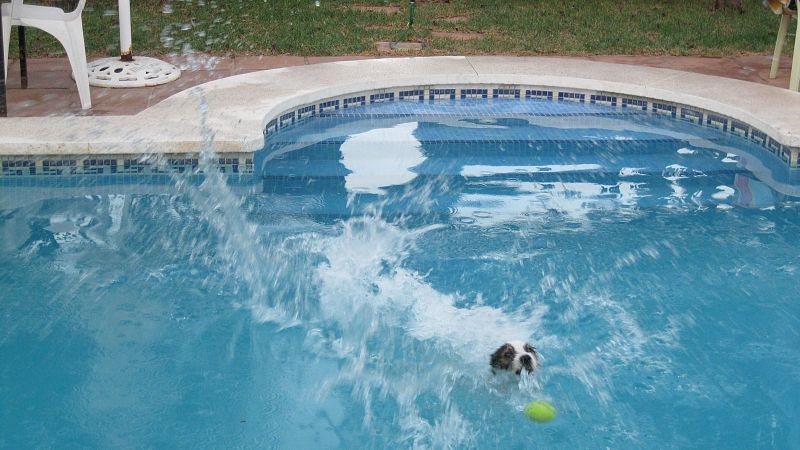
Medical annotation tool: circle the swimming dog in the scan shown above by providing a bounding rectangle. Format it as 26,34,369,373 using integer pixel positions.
490,341,540,375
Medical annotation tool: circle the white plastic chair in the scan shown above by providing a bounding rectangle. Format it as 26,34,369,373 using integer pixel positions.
767,0,799,90
2,0,91,109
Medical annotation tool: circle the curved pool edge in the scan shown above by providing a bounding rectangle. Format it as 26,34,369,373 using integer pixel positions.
0,56,799,167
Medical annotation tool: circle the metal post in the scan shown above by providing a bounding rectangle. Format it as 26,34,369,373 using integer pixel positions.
408,0,416,28
18,27,27,89
119,0,133,61
0,12,6,117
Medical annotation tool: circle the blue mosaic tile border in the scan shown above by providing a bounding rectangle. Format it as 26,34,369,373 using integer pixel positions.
558,91,585,103
652,102,677,118
429,88,456,101
622,98,647,111
399,89,425,102
260,84,799,170
680,107,703,124
461,88,488,99
525,89,553,101
493,88,520,99
0,154,255,178
590,94,616,107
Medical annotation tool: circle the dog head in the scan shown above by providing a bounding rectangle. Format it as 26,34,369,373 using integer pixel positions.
490,340,539,375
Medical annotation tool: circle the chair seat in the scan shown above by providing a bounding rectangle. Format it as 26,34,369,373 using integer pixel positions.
2,3,71,22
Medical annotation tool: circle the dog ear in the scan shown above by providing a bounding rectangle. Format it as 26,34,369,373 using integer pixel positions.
523,343,540,360
490,343,515,370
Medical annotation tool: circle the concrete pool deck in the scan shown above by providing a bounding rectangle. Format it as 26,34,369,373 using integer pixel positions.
1,55,800,158
1,54,795,117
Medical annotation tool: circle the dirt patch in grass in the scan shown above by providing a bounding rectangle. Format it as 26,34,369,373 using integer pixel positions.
365,25,398,31
438,15,469,23
432,31,484,41
351,5,401,14
376,41,424,51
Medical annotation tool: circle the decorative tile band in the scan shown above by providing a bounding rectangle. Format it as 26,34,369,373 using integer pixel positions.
429,88,456,101
0,154,254,178
493,88,520,99
297,105,316,121
370,92,395,104
461,88,488,99
399,89,425,102
590,94,616,107
343,96,366,109
319,99,340,113
680,107,703,124
2,160,36,176
622,98,647,111
525,89,553,101
730,120,748,138
558,92,585,103
707,113,728,132
652,102,677,118
279,111,295,129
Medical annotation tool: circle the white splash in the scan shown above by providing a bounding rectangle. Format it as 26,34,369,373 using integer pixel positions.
619,167,647,177
712,185,735,200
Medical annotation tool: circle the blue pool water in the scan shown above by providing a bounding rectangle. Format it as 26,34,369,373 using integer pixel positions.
1,100,799,449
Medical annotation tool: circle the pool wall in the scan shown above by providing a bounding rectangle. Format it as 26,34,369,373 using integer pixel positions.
1,57,799,175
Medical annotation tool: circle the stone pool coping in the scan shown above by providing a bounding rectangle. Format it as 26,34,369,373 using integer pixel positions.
1,56,799,163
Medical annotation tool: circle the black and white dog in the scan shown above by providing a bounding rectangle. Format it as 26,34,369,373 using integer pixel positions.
490,341,540,375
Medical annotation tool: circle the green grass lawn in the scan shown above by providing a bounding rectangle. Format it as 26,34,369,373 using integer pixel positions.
7,0,789,59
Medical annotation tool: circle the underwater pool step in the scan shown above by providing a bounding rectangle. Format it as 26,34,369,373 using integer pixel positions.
263,139,701,164
262,154,749,179
262,170,749,195
253,180,759,216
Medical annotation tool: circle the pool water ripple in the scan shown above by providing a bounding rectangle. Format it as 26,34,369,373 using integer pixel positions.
1,100,799,449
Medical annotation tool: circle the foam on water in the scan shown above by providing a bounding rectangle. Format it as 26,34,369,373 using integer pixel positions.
173,99,554,447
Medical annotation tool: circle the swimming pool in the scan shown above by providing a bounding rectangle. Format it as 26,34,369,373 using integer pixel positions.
1,98,799,448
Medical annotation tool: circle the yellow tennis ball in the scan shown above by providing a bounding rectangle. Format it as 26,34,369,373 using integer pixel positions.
524,401,556,423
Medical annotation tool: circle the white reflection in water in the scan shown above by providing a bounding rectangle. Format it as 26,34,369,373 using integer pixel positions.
460,163,602,177
455,180,647,227
340,122,425,194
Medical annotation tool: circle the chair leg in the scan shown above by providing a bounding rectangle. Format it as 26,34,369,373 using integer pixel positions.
18,26,27,88
45,19,91,109
64,20,90,109
770,14,790,79
791,15,800,91
1,15,10,81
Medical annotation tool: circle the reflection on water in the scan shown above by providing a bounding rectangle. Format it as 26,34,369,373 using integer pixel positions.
340,122,424,194
1,101,800,449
